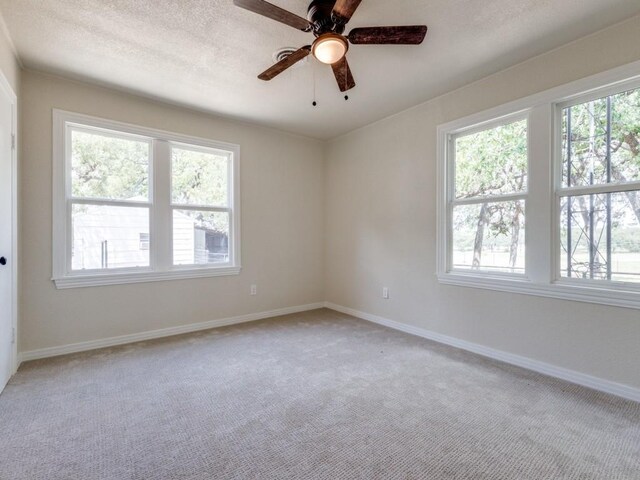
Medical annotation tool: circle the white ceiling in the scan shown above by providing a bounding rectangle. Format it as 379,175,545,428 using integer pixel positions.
2,0,639,139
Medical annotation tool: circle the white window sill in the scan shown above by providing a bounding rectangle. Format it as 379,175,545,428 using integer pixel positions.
53,266,242,289
437,272,640,310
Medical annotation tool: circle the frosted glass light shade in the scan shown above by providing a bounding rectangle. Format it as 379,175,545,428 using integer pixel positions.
312,34,348,65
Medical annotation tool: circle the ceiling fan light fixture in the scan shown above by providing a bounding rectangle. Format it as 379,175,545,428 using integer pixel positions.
234,0,428,93
312,33,348,65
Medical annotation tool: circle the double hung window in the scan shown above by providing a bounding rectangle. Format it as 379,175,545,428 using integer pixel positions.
438,64,640,309
559,88,640,284
449,117,528,275
53,111,241,288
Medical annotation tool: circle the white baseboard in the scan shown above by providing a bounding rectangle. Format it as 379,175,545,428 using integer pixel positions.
18,300,640,403
19,303,325,363
324,302,640,403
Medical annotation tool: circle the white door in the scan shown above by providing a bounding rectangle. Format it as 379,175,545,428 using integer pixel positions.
0,76,15,392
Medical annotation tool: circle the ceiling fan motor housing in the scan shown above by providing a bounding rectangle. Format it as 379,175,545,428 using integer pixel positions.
307,0,345,35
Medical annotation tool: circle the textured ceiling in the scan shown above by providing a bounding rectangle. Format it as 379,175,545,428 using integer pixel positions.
2,0,640,139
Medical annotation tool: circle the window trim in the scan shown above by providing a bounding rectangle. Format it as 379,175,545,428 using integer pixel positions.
437,59,640,310
52,110,241,289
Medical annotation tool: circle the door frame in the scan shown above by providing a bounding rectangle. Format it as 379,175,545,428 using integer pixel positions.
0,71,18,375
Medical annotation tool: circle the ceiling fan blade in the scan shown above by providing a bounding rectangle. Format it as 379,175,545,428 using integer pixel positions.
233,0,311,31
332,0,363,24
331,56,356,92
258,46,311,81
349,25,428,45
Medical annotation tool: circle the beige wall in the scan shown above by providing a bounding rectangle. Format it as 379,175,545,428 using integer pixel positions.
325,16,640,389
0,26,18,94
20,71,325,352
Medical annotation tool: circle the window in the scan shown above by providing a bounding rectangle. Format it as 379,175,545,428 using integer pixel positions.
450,117,528,275
437,62,640,310
53,111,240,288
69,127,151,271
171,145,231,266
559,88,640,284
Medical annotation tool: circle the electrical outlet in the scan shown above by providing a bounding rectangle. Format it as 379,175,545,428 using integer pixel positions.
250,284,257,296
382,287,389,299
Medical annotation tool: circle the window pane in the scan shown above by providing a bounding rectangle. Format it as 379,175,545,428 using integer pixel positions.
452,201,525,274
72,204,150,270
611,89,640,184
560,192,640,283
454,119,527,199
562,88,640,188
172,147,229,207
71,129,150,200
173,210,229,265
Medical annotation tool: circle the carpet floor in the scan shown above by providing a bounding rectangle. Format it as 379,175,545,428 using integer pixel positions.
0,309,638,479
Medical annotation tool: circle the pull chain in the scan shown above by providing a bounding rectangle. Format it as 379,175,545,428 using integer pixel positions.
312,59,317,107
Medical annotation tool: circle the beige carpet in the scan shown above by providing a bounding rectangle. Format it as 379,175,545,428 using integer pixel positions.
0,309,638,479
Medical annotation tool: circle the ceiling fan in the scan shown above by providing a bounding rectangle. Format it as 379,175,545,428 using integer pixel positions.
233,0,428,92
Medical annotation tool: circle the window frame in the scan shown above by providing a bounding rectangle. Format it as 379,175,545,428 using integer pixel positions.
64,124,154,275
553,82,640,289
437,60,640,310
52,110,241,289
169,142,234,269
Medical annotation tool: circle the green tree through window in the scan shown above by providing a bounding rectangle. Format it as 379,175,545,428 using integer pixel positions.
452,119,527,273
